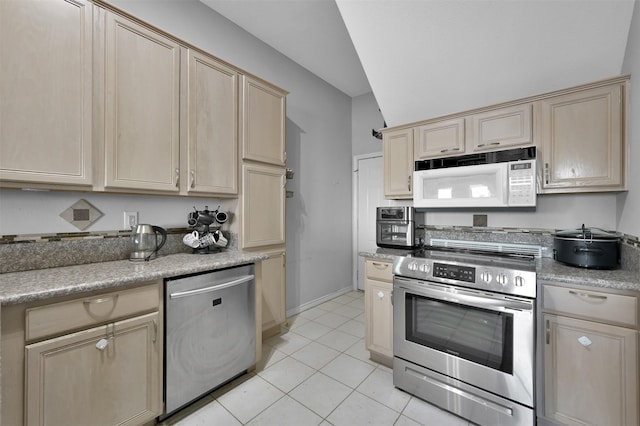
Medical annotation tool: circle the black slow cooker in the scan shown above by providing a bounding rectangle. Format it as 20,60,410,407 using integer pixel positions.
553,224,619,269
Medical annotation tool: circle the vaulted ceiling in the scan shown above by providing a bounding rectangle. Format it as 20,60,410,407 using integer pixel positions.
201,0,635,127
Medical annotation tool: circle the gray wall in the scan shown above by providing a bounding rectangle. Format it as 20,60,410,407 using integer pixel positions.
0,0,354,314
352,92,384,157
619,0,640,238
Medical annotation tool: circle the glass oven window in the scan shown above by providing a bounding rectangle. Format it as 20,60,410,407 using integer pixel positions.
379,223,408,244
405,293,513,374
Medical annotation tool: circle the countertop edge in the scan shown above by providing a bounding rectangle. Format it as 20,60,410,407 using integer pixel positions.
0,251,269,306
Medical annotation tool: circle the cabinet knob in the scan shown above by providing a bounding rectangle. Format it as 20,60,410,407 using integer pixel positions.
190,170,195,188
578,335,593,347
377,291,384,299
96,338,109,351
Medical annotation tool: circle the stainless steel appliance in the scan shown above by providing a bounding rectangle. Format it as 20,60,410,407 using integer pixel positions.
163,264,256,418
413,147,537,208
130,224,167,261
393,241,538,426
376,206,424,249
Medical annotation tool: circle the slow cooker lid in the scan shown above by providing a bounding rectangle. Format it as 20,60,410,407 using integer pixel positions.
555,224,619,240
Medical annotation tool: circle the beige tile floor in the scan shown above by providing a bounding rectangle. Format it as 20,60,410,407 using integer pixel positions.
163,290,472,426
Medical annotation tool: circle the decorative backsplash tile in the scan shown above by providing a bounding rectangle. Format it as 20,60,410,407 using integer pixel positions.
0,228,237,274
59,199,104,231
0,225,637,274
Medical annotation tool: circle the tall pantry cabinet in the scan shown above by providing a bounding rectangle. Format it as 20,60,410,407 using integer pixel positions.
239,76,288,339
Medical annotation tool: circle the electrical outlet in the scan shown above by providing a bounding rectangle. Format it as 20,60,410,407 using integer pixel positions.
124,211,138,229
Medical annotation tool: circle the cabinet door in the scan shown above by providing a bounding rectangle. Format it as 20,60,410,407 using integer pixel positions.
414,118,465,159
543,314,638,426
261,250,286,331
0,0,93,187
241,163,286,248
540,84,624,192
25,312,162,426
468,103,533,152
186,50,238,195
383,128,414,199
241,76,286,166
365,278,393,359
103,12,181,192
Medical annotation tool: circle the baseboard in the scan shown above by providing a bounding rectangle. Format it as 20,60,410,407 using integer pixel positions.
285,286,356,318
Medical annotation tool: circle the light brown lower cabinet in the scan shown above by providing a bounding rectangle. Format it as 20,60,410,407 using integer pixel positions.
260,249,286,335
543,314,638,426
25,312,161,426
1,281,163,426
364,258,393,365
541,283,639,426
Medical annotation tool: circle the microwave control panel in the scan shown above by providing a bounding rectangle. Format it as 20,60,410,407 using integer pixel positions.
508,160,536,206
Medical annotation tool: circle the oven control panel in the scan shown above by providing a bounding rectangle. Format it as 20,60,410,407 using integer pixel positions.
433,262,475,283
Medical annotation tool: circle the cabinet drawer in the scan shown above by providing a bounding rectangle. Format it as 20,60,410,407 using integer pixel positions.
365,259,393,283
543,284,638,327
26,282,160,342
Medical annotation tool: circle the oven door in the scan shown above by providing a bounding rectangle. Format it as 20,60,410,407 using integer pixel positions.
393,276,535,407
376,220,413,248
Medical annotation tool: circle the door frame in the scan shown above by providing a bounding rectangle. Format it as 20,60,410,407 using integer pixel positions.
352,152,383,291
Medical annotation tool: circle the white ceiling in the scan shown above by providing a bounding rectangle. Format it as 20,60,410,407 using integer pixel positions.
200,0,635,126
200,0,371,97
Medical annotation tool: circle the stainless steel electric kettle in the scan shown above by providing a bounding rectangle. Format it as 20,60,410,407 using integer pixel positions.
130,224,167,261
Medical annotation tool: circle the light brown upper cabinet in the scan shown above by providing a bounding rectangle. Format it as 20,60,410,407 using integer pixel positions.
241,76,287,166
414,118,465,159
539,83,625,193
240,163,286,248
467,103,533,152
0,0,93,188
383,128,414,199
185,50,238,195
101,10,181,193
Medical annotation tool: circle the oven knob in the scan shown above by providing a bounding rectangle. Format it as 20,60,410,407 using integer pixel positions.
480,271,492,283
418,264,430,273
408,262,418,271
496,274,508,286
515,276,525,287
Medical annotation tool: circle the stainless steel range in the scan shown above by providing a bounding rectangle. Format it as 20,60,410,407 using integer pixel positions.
393,241,538,426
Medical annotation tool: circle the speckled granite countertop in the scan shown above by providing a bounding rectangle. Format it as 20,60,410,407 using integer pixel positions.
537,258,639,292
0,251,268,305
359,250,640,293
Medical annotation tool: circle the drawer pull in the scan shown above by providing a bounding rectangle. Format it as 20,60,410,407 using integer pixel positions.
476,142,501,148
569,290,607,300
372,262,389,269
440,147,461,153
83,295,118,305
545,319,550,344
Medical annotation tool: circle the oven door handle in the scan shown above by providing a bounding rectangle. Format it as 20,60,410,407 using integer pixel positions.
395,281,533,313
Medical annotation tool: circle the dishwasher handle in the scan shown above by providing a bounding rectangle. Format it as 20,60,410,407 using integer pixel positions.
169,275,255,299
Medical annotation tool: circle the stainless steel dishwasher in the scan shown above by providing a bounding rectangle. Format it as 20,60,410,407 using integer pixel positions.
163,264,256,418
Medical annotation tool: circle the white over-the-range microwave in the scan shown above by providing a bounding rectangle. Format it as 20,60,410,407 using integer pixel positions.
413,147,537,208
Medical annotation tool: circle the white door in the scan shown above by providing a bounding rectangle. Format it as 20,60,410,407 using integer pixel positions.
353,154,387,290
